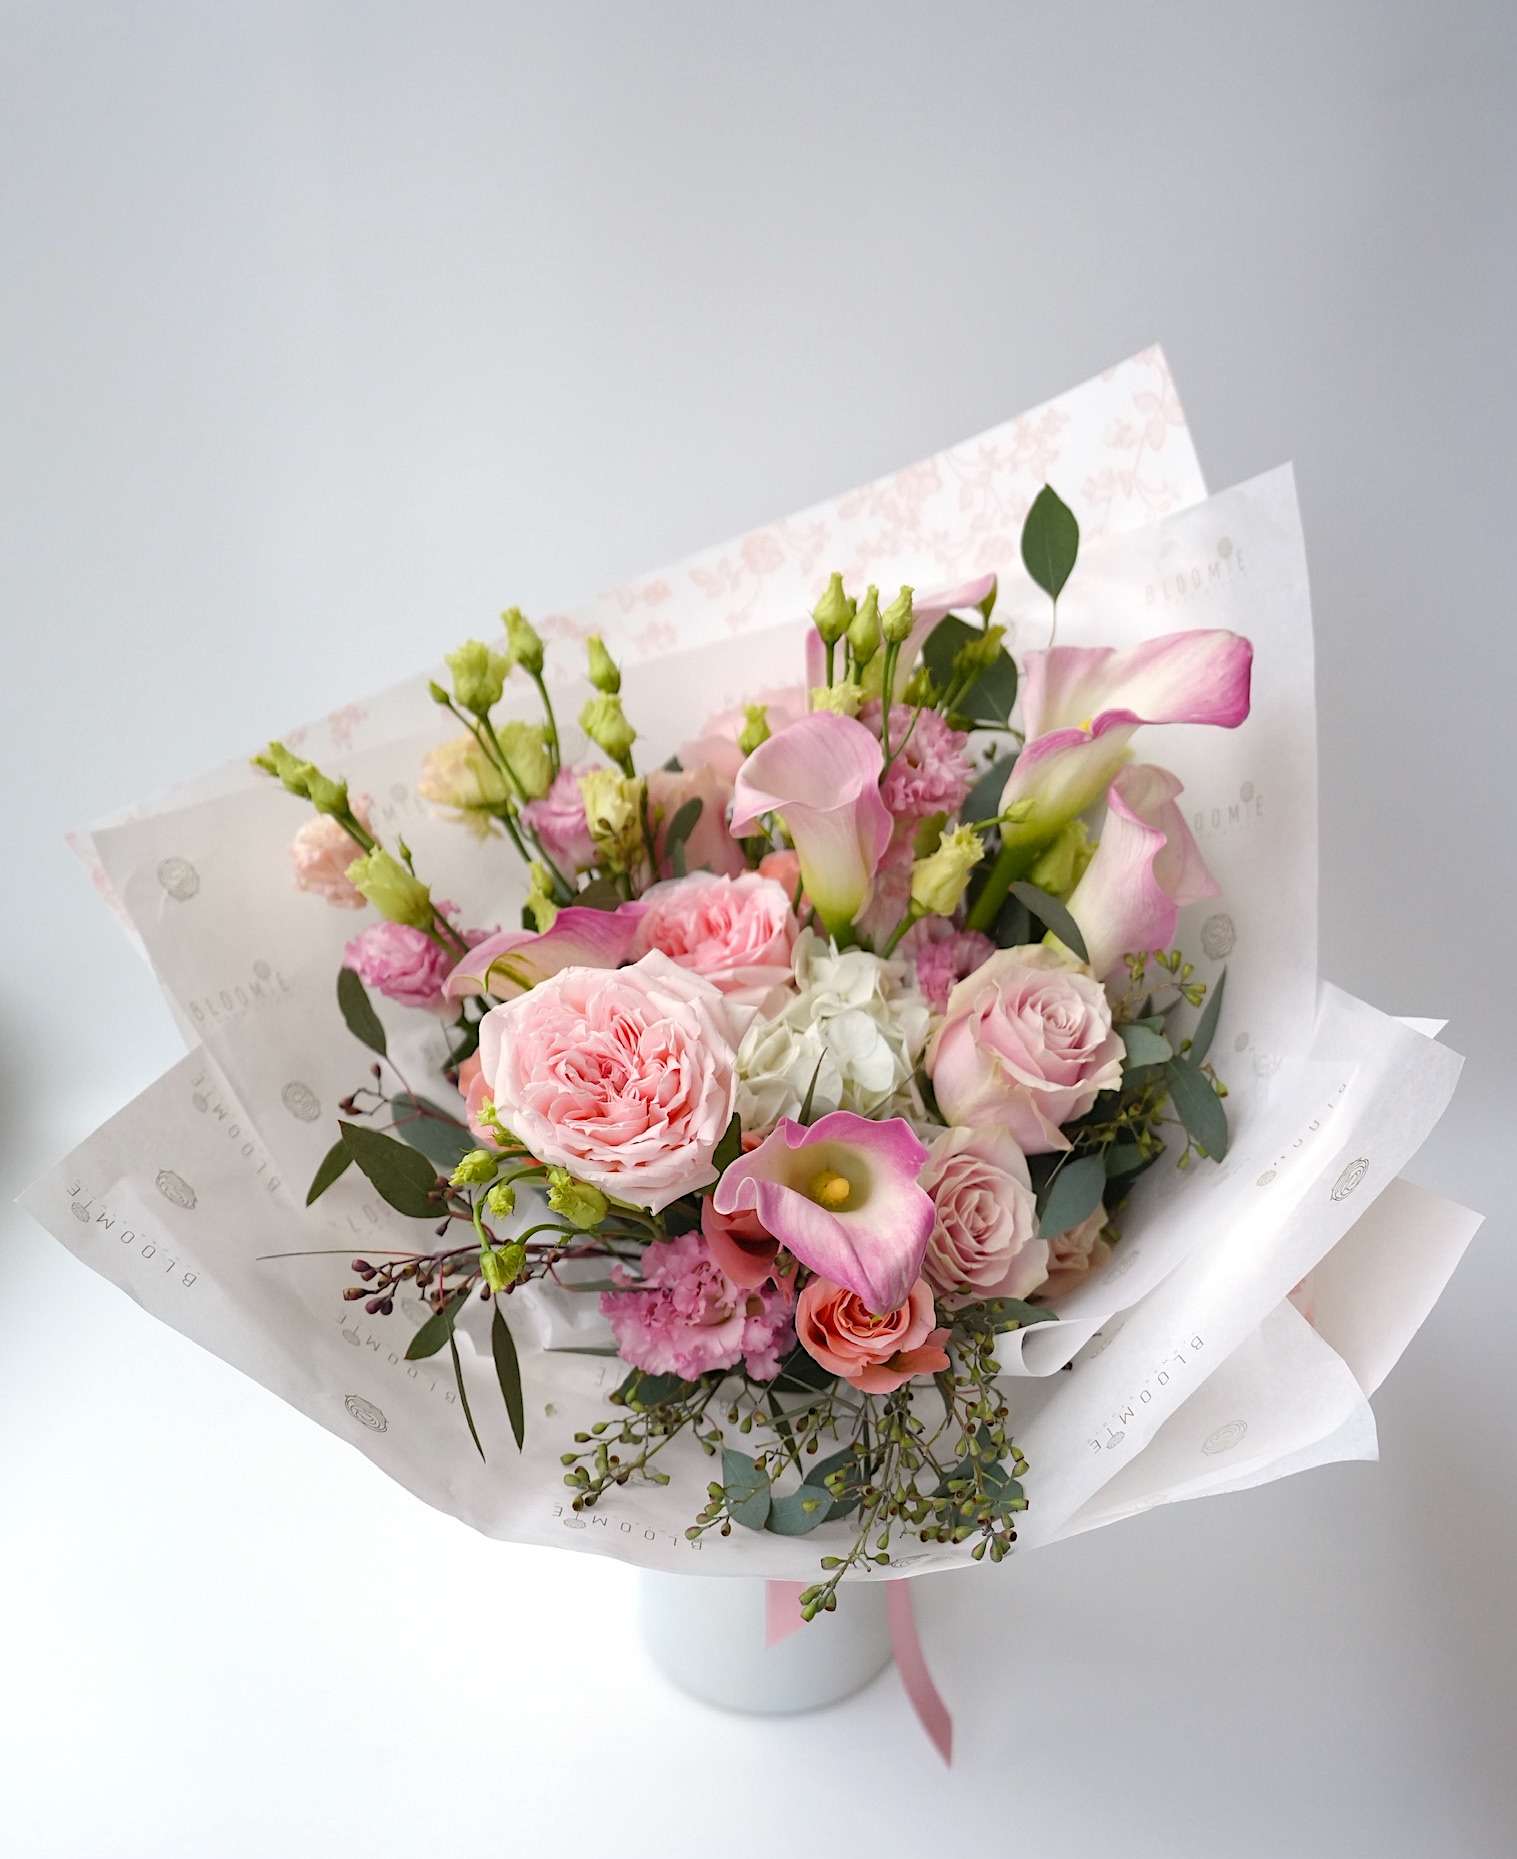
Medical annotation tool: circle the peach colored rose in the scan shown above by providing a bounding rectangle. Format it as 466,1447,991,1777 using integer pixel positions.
920,1126,1048,1306
455,1052,500,1146
632,872,796,1009
795,1275,949,1394
290,797,373,907
646,764,746,879
758,847,802,899
1037,1207,1112,1303
927,945,1123,1153
478,950,746,1212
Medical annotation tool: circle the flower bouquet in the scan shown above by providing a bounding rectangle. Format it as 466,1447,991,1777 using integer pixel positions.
26,351,1479,1726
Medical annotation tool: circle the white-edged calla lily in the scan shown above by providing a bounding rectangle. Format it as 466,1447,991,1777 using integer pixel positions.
442,904,642,1002
712,1110,933,1315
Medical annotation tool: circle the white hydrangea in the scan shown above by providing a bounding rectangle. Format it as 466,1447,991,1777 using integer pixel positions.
735,930,931,1131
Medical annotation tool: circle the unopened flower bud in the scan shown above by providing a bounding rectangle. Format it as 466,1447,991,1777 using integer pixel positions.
345,848,433,928
951,623,1006,681
502,607,544,676
976,575,999,622
586,634,621,695
450,1149,499,1188
737,704,771,757
546,1165,608,1230
479,1245,513,1293
428,679,450,706
524,864,558,933
253,740,312,797
578,770,646,873
579,693,637,766
500,1240,528,1282
901,665,938,708
446,640,511,716
811,572,855,646
847,585,881,668
910,824,985,918
1027,819,1095,899
881,585,915,645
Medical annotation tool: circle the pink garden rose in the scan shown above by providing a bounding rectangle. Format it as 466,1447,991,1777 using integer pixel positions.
905,919,996,1013
794,1275,949,1394
600,1229,794,1381
521,761,600,870
290,797,373,908
928,945,1124,1152
919,1126,1047,1306
1037,1207,1112,1303
478,950,746,1211
646,764,746,879
632,871,797,1008
344,919,459,1013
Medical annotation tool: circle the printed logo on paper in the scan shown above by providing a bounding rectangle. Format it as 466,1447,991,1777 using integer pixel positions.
280,1081,322,1123
156,856,200,901
154,1169,198,1210
1202,1420,1248,1456
1330,1157,1370,1202
344,1394,388,1434
1201,912,1236,959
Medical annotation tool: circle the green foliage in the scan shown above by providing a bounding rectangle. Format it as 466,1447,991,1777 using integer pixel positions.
1009,881,1089,963
336,965,387,1056
721,1447,772,1530
1165,1056,1229,1160
305,1139,351,1206
1021,484,1079,603
390,1095,476,1173
491,1303,526,1450
1037,1152,1106,1239
339,1119,441,1217
663,797,703,877
1189,967,1227,1065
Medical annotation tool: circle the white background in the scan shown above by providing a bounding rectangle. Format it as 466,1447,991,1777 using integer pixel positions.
3,4,1514,1854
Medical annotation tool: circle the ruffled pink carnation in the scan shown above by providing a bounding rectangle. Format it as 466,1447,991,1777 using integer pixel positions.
600,1229,795,1381
345,907,487,1015
521,761,599,870
632,871,796,1007
906,919,997,1012
859,701,973,822
290,796,373,908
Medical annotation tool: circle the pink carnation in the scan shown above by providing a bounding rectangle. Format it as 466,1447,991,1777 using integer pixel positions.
600,1229,795,1381
859,701,973,822
632,871,797,1008
521,761,599,870
290,797,373,908
345,906,487,1015
906,919,997,1012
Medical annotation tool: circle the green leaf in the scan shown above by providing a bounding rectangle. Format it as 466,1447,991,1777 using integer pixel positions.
490,1303,526,1450
1009,881,1089,963
1120,1023,1173,1069
765,1483,834,1536
991,892,1033,950
444,1019,481,1069
721,1446,772,1530
712,1112,743,1176
797,1053,827,1125
922,616,1019,725
617,1369,698,1408
1189,967,1227,1066
1021,484,1079,603
574,876,623,911
1103,1141,1150,1178
965,753,1017,827
305,1139,351,1206
1038,1153,1106,1239
339,1119,441,1218
336,965,387,1057
664,797,703,878
448,1330,486,1462
1165,1056,1229,1160
405,1286,471,1361
390,1095,476,1173
772,1345,837,1395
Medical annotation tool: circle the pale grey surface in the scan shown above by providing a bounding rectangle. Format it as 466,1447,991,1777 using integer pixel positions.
2,4,1514,1854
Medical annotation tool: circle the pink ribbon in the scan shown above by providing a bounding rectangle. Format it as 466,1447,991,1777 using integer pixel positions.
764,1578,953,1764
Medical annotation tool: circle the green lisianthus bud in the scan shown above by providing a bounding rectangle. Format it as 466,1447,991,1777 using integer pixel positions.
485,1180,517,1219
450,1149,500,1188
446,640,512,717
303,768,349,817
1002,796,1036,825
910,824,985,918
500,1240,528,1282
345,848,434,928
951,623,1006,682
901,665,938,708
809,681,863,718
977,575,999,622
525,863,559,933
428,679,450,706
578,769,646,873
254,740,312,797
546,1166,608,1230
502,607,544,676
579,693,637,765
881,585,916,645
737,704,771,757
1027,819,1095,899
847,585,881,668
586,634,621,695
811,572,855,646
496,720,554,799
479,1246,511,1293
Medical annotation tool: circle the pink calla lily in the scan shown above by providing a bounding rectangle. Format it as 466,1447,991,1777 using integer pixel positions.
1065,765,1220,977
442,904,642,1001
712,1110,933,1315
998,628,1253,861
730,713,892,936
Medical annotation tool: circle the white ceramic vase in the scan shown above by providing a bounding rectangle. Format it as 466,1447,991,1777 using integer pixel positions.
640,1572,892,1714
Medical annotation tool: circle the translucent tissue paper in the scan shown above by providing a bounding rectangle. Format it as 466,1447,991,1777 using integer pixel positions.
24,350,1480,1580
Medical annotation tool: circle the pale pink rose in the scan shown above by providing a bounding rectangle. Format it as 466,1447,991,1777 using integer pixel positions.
521,761,600,871
290,797,373,908
795,1276,949,1394
646,764,745,879
344,920,456,1013
455,1052,500,1146
600,1229,794,1381
859,700,973,822
905,919,996,1013
632,872,797,1008
1037,1207,1112,1303
681,686,808,782
920,1126,1048,1306
478,950,745,1211
927,945,1124,1153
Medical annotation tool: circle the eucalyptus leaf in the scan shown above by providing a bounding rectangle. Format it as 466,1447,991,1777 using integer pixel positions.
712,1112,743,1175
1165,1056,1229,1160
305,1139,351,1206
1037,1153,1106,1239
1190,967,1227,1066
1120,1023,1173,1069
808,1444,869,1521
617,1369,698,1408
490,1303,526,1450
664,797,703,879
1021,484,1080,603
992,893,1033,950
1009,881,1089,963
448,1330,486,1462
336,965,387,1056
721,1447,772,1530
922,615,1018,723
339,1119,441,1217
965,753,1017,828
765,1483,834,1536
391,1094,476,1173
574,876,623,911
405,1286,471,1361
772,1344,836,1395
1103,1141,1150,1178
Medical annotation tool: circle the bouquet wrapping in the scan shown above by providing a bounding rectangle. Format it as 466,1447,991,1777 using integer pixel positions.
25,349,1480,1594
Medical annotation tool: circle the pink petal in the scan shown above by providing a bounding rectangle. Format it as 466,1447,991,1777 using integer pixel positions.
444,904,642,1002
1021,630,1253,741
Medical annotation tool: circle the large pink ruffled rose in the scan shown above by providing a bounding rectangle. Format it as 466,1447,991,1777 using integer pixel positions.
795,1276,949,1394
920,1126,1048,1306
478,950,746,1211
927,945,1124,1153
599,1229,794,1381
632,872,796,1008
646,764,745,879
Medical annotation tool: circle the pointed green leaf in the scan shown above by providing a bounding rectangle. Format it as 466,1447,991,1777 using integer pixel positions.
664,797,703,879
1021,484,1079,603
1009,881,1089,963
1103,1141,1151,1178
448,1329,486,1462
391,1094,476,1173
305,1139,351,1206
808,1444,870,1521
1165,1056,1229,1160
1120,1023,1173,1069
490,1303,526,1450
713,1112,743,1175
405,1286,471,1361
965,753,1017,827
336,964,387,1056
765,1483,834,1536
772,1344,836,1395
797,1054,827,1125
339,1119,441,1217
573,875,623,911
1189,967,1227,1066
721,1447,772,1531
1037,1153,1106,1239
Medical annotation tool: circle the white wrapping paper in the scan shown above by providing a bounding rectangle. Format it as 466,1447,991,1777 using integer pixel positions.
23,351,1480,1579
